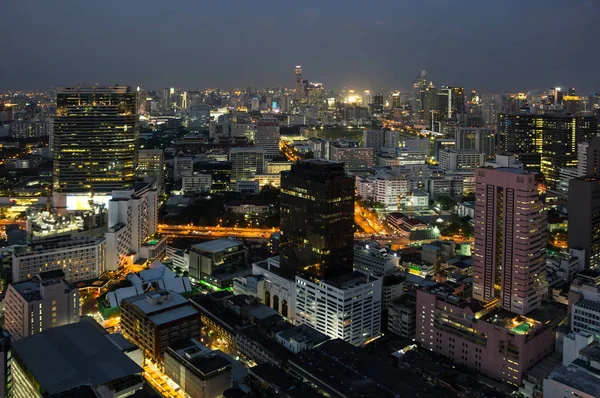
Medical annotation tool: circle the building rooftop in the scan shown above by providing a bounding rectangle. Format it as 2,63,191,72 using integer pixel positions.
323,271,378,290
149,305,199,325
122,290,190,315
277,324,330,347
11,269,72,302
11,322,143,396
548,365,600,397
13,236,104,256
192,238,243,253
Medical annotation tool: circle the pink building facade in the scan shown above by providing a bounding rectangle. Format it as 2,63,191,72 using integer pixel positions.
416,288,555,387
473,167,547,315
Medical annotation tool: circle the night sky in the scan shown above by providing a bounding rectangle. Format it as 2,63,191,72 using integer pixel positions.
2,0,599,93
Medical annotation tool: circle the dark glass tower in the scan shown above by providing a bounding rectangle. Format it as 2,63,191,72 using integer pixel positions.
497,113,597,189
279,159,355,280
53,86,138,194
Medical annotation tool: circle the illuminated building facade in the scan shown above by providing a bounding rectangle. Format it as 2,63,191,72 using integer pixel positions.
497,114,597,189
137,149,165,192
279,160,355,280
255,117,280,160
53,86,138,198
473,167,547,315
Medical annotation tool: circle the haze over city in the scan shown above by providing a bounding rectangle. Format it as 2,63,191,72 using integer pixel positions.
2,0,600,92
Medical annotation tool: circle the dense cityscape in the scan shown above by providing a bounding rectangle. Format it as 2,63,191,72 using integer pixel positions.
1,3,600,398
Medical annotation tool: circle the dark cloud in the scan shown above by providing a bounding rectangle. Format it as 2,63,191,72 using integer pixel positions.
1,0,598,93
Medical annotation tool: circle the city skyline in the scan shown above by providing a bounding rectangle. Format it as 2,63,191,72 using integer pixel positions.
2,1,600,93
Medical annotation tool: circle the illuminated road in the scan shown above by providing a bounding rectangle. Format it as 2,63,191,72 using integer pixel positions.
354,203,392,235
160,224,409,247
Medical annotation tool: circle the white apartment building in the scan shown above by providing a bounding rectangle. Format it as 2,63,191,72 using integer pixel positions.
105,183,161,271
182,173,212,194
569,271,600,338
11,237,106,283
355,170,409,209
4,270,80,340
439,149,485,171
229,147,265,182
255,117,280,160
294,271,381,346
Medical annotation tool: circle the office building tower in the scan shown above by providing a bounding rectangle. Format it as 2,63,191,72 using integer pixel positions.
363,90,373,107
473,166,547,314
173,155,195,181
371,94,384,115
105,182,161,271
455,127,496,159
251,98,260,112
279,160,355,280
412,70,427,115
11,322,144,397
438,86,465,119
498,114,597,189
578,142,589,177
384,130,399,150
255,117,280,160
568,177,600,269
229,147,265,182
4,270,79,340
121,290,201,361
12,236,106,283
363,130,385,153
294,66,304,100
294,272,382,346
137,149,165,192
585,137,600,177
53,86,138,203
162,87,173,112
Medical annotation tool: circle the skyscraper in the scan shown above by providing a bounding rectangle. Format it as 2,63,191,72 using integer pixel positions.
412,70,427,115
568,176,600,269
497,114,597,189
255,116,280,160
473,166,547,315
53,86,138,206
137,149,165,192
455,127,496,158
279,160,355,280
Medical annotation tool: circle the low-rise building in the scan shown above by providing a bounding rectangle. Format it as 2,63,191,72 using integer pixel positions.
11,322,144,398
224,200,269,215
5,154,44,169
182,173,212,194
11,236,106,283
275,324,330,354
121,290,201,361
353,241,400,276
189,239,248,290
4,270,79,340
387,290,417,338
164,340,233,398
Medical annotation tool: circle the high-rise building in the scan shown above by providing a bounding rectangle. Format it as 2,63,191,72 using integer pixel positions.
568,270,600,337
228,147,265,182
363,90,373,107
371,94,384,115
162,87,173,112
568,177,600,269
497,114,597,189
363,130,385,153
53,86,138,202
473,166,547,314
4,270,79,340
137,149,165,192
279,160,355,280
438,86,465,119
255,117,280,160
578,141,589,177
585,137,600,177
412,70,427,116
455,127,496,159
105,182,161,271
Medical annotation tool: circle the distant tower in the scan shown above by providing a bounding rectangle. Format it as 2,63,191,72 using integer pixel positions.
295,65,303,99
